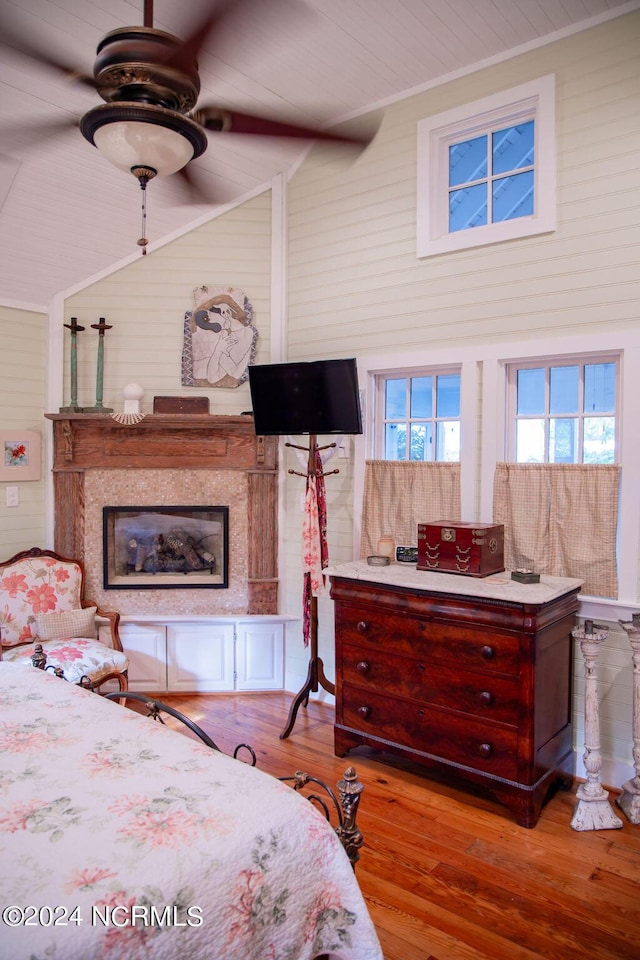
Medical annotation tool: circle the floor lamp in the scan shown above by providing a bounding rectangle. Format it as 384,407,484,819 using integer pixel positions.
280,434,339,740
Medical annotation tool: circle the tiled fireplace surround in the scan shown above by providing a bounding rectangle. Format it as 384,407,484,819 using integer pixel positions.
46,414,279,617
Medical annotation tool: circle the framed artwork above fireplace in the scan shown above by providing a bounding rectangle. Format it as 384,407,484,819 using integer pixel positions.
103,506,229,590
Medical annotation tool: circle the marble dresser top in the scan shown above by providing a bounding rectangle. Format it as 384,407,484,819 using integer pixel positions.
325,560,583,605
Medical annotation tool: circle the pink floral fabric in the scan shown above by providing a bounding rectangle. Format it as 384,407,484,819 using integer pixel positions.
0,555,127,683
0,555,82,647
2,638,128,684
0,664,383,960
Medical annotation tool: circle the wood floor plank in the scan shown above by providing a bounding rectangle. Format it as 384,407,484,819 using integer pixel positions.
136,693,640,960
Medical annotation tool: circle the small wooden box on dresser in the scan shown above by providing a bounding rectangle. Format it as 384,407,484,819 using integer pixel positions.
329,561,583,828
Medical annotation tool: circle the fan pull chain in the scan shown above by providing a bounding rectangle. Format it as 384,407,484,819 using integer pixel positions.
138,178,149,255
132,165,157,256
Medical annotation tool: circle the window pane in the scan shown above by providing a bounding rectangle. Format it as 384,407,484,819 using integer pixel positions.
517,368,545,415
516,419,545,462
436,374,461,417
492,171,534,222
585,363,615,413
436,421,460,461
410,377,432,418
385,423,406,459
385,378,406,419
449,183,487,232
550,366,579,414
449,135,487,187
410,423,432,461
549,418,578,463
492,121,534,175
584,417,615,463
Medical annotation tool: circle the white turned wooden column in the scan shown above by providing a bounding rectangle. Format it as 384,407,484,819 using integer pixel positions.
570,621,623,832
616,616,640,824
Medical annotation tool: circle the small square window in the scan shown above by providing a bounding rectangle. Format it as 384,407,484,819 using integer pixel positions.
417,76,556,257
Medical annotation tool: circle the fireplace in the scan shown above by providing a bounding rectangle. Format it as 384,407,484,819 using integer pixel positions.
45,413,278,615
103,505,229,590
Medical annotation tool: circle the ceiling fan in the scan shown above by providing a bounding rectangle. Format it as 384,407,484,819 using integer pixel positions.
1,0,375,250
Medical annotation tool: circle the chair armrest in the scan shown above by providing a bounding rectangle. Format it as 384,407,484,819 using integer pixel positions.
85,602,123,652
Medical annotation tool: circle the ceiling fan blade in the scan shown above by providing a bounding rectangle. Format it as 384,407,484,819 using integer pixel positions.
194,106,376,147
0,20,96,89
164,0,314,74
163,0,258,73
173,164,221,205
0,115,80,150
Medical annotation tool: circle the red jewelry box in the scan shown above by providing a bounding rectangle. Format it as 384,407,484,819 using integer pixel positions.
417,521,505,578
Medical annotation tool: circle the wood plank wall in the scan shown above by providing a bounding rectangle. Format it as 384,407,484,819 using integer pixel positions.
0,305,47,554
284,13,640,773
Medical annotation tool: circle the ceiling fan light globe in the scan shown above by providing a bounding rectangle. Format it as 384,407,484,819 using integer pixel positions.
93,121,194,176
81,103,207,177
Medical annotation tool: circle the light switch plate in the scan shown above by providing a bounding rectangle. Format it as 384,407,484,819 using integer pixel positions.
6,486,19,507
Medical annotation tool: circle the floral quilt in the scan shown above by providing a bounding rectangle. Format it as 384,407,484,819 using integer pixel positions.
0,663,383,960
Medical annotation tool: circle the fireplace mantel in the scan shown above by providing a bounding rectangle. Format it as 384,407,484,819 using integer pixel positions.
45,413,279,614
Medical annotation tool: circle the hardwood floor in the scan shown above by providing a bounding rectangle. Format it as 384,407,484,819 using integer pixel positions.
143,691,640,960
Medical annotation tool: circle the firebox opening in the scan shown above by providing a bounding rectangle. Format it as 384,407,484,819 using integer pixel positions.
103,506,229,590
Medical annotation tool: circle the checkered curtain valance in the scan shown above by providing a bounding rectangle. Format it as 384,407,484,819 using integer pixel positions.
492,462,620,597
360,460,461,558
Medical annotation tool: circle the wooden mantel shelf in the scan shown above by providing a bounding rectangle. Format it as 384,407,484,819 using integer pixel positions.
45,413,279,615
45,413,276,472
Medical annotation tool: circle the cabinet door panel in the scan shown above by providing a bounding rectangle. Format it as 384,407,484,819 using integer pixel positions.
167,624,234,692
99,622,167,692
235,623,284,691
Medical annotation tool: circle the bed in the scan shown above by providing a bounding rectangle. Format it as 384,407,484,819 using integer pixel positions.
0,662,383,960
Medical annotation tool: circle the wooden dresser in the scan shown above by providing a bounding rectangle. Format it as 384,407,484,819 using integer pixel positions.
328,562,582,828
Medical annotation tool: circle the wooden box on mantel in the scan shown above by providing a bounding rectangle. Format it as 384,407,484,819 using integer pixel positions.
153,396,210,414
417,521,504,578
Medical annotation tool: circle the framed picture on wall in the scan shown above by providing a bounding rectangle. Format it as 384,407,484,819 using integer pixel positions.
0,431,41,482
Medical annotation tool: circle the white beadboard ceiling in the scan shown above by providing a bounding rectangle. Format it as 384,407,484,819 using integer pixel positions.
0,0,637,308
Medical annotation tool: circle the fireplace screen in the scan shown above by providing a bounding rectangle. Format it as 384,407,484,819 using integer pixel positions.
103,506,229,590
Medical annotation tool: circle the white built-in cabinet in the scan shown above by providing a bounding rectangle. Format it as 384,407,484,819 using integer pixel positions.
99,618,285,693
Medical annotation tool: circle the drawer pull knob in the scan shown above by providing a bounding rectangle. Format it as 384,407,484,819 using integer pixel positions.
356,621,369,633
479,690,494,705
418,662,426,671
357,706,372,720
356,660,370,674
478,742,493,757
480,645,495,660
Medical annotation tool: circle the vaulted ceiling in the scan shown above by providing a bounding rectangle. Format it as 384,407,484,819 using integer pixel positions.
0,0,636,308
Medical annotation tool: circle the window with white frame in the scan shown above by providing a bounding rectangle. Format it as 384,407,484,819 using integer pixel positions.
375,369,461,461
417,75,556,258
506,355,619,464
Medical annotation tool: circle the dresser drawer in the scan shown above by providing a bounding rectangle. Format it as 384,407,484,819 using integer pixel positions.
340,683,519,779
335,603,520,676
341,642,520,725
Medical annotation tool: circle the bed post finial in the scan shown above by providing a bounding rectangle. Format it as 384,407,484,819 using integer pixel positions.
31,643,47,670
336,766,364,869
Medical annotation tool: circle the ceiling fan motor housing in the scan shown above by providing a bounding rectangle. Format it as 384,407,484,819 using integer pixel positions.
93,27,200,113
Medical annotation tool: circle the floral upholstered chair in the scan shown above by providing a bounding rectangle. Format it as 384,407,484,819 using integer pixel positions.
0,547,128,693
